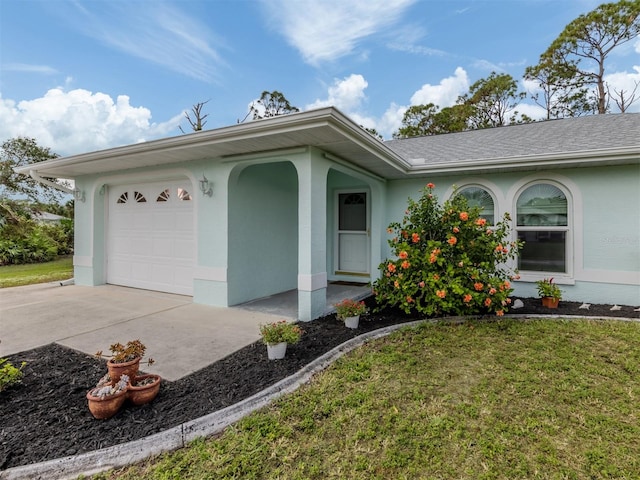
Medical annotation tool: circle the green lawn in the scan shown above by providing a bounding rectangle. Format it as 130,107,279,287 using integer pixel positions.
94,318,640,480
0,256,73,288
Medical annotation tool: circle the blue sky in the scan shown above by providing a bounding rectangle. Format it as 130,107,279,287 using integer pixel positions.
1,0,638,157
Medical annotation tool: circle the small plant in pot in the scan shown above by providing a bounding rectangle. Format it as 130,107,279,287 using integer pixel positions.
95,339,154,383
536,278,562,308
86,373,129,419
334,298,368,329
259,320,303,360
128,373,162,406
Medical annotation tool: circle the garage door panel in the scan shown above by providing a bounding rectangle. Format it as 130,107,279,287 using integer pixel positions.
107,180,195,295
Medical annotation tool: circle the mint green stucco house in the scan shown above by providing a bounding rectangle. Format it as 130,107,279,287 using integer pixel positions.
19,108,640,320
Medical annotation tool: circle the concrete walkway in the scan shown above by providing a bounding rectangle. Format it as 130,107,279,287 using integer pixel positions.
0,282,370,381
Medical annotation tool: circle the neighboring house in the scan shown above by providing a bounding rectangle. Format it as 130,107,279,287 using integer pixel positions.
33,211,69,224
16,108,639,320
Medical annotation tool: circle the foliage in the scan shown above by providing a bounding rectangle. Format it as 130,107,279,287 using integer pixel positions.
0,255,73,288
535,277,563,300
98,319,640,479
0,137,64,202
525,0,640,115
392,73,531,139
461,72,530,129
0,358,26,392
334,299,368,320
373,183,521,316
259,320,303,345
96,339,154,365
248,91,299,120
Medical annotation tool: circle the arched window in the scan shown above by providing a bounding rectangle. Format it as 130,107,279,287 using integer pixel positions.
457,186,495,225
516,183,568,273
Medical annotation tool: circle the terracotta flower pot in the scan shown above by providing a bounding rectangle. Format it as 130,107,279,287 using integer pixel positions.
343,315,360,329
128,374,161,406
266,342,287,360
107,357,141,383
541,297,560,309
86,388,127,419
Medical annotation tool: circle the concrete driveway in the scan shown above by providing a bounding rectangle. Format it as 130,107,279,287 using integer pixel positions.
0,283,285,381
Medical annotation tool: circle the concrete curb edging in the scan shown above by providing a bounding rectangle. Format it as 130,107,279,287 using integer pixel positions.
0,321,425,480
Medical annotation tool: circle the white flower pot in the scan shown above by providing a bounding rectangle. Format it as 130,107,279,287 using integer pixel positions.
344,315,360,329
266,342,287,360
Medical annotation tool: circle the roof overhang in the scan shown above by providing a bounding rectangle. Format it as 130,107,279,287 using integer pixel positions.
15,107,411,180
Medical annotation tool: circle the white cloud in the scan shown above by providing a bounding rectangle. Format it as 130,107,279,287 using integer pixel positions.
0,89,181,156
263,0,416,66
410,67,470,107
306,74,369,111
67,2,227,83
3,63,58,75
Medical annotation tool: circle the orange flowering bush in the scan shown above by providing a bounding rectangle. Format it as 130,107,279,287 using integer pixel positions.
373,183,522,316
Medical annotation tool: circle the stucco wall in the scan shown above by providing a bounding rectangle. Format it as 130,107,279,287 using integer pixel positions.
383,164,640,306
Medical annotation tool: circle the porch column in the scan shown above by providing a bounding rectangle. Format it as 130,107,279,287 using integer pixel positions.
295,153,331,321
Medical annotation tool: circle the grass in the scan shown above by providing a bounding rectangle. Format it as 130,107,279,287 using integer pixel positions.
93,318,640,480
0,256,73,288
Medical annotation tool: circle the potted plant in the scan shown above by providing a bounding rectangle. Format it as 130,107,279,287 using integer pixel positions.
86,373,129,419
536,278,562,308
128,373,162,406
96,339,154,382
259,320,303,360
334,298,368,329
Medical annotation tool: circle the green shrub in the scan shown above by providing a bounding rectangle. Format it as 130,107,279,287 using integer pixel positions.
373,182,522,316
0,358,26,392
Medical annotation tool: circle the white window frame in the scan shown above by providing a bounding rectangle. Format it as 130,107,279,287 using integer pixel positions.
512,179,574,284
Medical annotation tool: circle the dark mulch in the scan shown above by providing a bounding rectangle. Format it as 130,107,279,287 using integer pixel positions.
1,297,638,470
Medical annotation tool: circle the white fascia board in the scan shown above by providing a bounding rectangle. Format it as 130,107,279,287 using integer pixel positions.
405,146,640,175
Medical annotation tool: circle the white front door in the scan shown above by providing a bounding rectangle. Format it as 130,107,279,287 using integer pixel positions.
107,180,195,295
336,191,369,275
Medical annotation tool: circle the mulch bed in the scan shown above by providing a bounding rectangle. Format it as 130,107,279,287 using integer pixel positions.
1,297,638,470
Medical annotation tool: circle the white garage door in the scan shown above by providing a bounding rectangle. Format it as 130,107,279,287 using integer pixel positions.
107,180,195,295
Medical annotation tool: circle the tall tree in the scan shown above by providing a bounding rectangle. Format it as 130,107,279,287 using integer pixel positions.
248,91,299,120
393,104,440,139
0,137,64,202
461,72,527,129
525,1,640,115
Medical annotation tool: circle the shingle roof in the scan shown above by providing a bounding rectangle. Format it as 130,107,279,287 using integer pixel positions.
384,113,640,168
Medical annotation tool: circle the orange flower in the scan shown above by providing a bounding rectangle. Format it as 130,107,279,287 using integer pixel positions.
429,255,437,264
475,218,487,227
386,227,393,234
394,280,400,288
427,182,435,189
453,227,460,233
411,232,420,243
486,228,493,235
406,296,414,303
401,230,408,239
474,282,484,291
436,290,446,298
496,310,504,316
433,274,440,281
399,251,408,259
387,263,396,273
463,294,472,303
418,281,425,288
505,297,512,304
448,236,457,245
401,260,411,269
459,212,469,221
489,288,497,295
484,298,492,307
495,244,504,252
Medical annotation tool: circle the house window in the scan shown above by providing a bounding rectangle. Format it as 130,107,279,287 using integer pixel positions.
134,191,146,203
516,183,568,273
117,192,128,204
177,188,192,201
457,186,495,225
156,189,170,202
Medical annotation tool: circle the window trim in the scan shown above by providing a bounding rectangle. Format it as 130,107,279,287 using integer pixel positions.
511,178,575,283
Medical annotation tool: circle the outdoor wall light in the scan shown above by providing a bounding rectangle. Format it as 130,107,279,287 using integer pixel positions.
199,175,213,197
73,188,86,203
